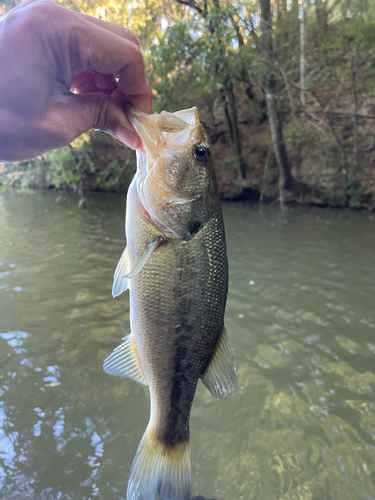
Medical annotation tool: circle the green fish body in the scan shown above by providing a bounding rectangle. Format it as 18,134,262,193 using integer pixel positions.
104,106,237,500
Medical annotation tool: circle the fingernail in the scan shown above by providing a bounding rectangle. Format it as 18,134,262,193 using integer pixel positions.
115,126,140,150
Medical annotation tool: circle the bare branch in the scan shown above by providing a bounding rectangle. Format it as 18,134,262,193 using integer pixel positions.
313,111,375,120
175,0,203,14
277,62,297,115
327,0,341,16
309,90,346,166
247,15,261,45
319,67,348,125
303,111,332,137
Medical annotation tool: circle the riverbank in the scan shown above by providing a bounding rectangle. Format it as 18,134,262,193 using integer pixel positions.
210,89,375,211
2,112,374,211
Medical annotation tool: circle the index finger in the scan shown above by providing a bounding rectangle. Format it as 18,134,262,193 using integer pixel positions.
70,19,152,113
76,11,140,47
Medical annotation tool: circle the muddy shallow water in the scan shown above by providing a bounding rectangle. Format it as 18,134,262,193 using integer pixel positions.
1,190,375,500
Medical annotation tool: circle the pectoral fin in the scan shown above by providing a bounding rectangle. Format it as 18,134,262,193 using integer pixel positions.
112,237,162,298
201,326,237,398
112,246,131,298
103,334,148,386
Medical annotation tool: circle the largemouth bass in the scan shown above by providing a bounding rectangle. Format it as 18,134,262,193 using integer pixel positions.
104,106,237,500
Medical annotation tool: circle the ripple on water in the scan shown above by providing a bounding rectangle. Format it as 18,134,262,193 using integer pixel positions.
1,193,375,500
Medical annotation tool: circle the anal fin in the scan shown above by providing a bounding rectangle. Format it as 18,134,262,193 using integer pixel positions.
103,334,148,386
201,326,237,398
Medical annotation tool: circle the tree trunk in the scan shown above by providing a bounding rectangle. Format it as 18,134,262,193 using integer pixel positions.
350,45,359,172
220,81,246,177
265,86,294,189
341,0,352,19
77,178,86,209
175,0,245,186
315,0,328,33
291,0,299,15
260,0,294,190
300,0,307,115
290,0,300,46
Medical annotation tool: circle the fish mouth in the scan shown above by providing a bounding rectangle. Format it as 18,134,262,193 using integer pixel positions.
126,105,201,166
125,106,207,238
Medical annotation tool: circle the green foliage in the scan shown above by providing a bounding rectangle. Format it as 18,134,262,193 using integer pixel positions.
362,19,375,44
346,180,367,208
1,132,135,195
2,0,375,208
48,133,95,189
145,2,249,113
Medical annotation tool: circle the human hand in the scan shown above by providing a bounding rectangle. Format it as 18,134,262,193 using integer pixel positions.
0,0,152,161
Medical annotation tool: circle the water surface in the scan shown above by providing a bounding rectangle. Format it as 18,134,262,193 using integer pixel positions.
0,191,375,500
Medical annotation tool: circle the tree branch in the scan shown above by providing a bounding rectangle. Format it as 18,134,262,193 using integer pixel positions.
175,0,203,14
327,0,341,16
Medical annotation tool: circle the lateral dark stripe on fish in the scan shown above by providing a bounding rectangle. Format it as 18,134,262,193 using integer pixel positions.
103,106,237,500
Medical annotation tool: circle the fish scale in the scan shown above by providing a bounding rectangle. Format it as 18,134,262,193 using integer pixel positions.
131,210,228,445
104,106,237,500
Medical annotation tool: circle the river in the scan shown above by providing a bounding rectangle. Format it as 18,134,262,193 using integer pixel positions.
0,190,375,500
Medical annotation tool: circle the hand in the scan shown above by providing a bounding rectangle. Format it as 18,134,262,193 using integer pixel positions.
0,0,152,161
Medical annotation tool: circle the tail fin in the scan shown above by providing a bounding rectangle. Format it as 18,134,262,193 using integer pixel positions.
127,427,191,500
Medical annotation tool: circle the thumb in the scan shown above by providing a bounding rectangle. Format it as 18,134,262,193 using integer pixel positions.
53,93,141,149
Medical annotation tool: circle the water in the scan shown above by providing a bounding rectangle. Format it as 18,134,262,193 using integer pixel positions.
0,190,375,500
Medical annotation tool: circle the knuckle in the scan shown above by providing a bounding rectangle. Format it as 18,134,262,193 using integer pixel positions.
6,1,62,38
92,96,112,132
129,44,147,75
124,28,140,47
26,1,59,25
132,43,143,60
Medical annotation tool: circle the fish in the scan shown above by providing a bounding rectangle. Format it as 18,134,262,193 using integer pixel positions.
103,105,237,500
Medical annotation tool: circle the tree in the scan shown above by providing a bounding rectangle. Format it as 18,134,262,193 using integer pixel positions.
174,1,246,188
259,0,294,191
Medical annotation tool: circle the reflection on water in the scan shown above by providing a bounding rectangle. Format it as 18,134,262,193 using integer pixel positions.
0,191,375,500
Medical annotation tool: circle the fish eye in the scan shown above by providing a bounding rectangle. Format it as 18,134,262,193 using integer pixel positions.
193,142,210,163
